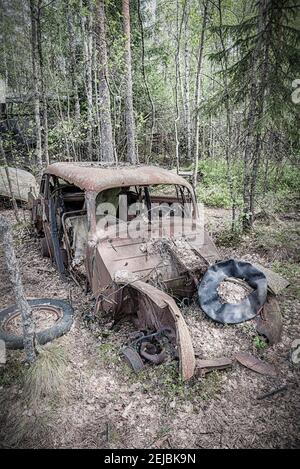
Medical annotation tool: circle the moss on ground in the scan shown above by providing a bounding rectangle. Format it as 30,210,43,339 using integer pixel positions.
97,339,224,404
0,352,24,387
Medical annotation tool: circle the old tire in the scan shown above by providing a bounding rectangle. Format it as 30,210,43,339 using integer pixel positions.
198,259,267,324
0,298,74,349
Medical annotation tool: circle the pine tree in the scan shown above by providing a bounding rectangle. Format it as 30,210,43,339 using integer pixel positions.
210,0,300,229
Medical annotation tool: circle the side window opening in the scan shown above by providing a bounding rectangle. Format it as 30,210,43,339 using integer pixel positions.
94,183,194,234
50,176,87,268
149,184,193,218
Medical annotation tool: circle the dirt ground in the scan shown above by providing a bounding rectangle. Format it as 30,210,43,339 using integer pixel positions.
0,207,299,449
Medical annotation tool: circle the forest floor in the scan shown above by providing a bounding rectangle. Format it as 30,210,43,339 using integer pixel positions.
0,207,299,449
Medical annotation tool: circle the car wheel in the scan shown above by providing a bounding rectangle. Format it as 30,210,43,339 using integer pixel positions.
0,298,74,349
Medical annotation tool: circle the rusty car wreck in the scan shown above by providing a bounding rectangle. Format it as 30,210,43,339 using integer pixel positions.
31,162,222,380
30,162,288,381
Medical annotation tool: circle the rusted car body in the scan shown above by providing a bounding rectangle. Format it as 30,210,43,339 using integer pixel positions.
32,162,220,380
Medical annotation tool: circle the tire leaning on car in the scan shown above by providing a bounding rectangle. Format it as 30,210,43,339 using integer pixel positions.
0,298,74,349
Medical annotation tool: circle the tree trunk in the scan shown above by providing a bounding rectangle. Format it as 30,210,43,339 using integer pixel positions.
81,0,94,159
137,0,155,163
0,216,36,363
183,7,192,161
66,2,81,122
174,0,187,173
242,0,270,230
217,0,236,229
193,0,209,187
122,0,137,164
30,0,43,175
96,0,115,162
94,43,102,161
37,0,49,166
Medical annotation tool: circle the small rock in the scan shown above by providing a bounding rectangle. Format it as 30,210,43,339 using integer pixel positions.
170,399,176,408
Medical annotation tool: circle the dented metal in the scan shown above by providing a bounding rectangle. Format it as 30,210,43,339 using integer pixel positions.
32,162,221,380
46,162,195,194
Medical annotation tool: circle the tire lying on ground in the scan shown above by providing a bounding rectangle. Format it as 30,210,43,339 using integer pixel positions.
0,298,74,349
198,259,267,324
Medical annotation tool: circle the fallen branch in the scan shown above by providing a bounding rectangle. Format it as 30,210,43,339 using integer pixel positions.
256,385,288,400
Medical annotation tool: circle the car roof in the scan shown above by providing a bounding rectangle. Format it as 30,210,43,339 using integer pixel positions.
45,162,193,193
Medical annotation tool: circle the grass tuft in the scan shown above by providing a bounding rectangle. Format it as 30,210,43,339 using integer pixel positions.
23,344,67,402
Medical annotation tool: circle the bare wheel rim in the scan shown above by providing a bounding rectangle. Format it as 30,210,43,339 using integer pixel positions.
3,305,62,333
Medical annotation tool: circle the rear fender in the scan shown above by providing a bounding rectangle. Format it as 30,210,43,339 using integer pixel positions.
114,278,195,381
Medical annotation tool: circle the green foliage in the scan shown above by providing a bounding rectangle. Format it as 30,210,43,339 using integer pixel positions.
123,360,223,403
253,222,300,262
195,159,242,209
271,261,300,282
252,335,267,351
209,0,300,142
197,185,231,209
194,157,300,217
215,226,243,247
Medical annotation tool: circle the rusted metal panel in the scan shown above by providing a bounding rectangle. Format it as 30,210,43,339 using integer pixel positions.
195,357,233,376
114,278,196,381
46,162,194,194
90,217,218,300
256,294,283,345
235,352,277,377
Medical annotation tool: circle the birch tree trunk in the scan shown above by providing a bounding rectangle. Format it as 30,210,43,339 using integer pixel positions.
0,216,36,363
193,0,209,187
93,43,102,160
122,0,137,164
81,0,94,159
183,4,191,161
137,0,155,163
174,0,187,173
96,0,114,162
66,2,81,122
37,0,49,166
30,0,43,175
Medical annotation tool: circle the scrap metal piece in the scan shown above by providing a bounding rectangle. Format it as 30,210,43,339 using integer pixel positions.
256,294,283,345
140,341,167,365
235,352,277,377
195,357,232,377
122,346,145,373
252,263,290,295
115,279,196,381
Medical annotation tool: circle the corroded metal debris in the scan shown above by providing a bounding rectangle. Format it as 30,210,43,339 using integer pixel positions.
235,352,277,377
256,294,283,345
195,357,233,377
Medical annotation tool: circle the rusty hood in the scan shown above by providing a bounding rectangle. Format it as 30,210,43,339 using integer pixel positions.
89,216,219,296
